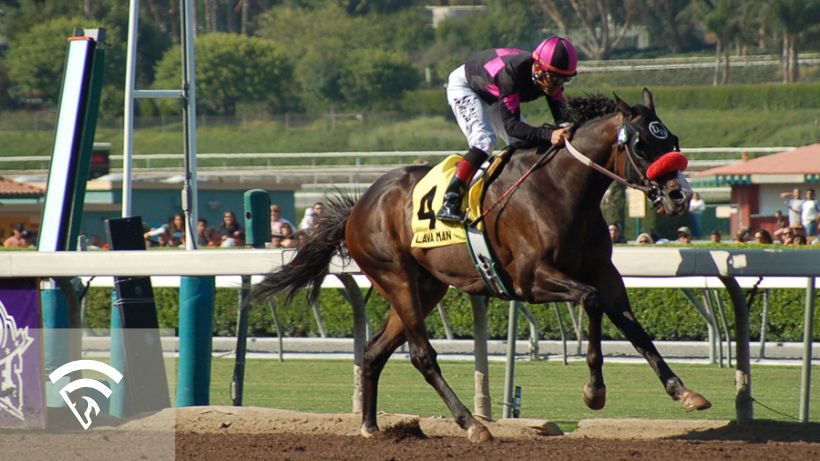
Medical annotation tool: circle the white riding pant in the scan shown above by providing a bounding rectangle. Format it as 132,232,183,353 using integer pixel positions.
446,65,521,154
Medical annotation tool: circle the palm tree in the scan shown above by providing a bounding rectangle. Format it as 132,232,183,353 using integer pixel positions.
768,0,820,82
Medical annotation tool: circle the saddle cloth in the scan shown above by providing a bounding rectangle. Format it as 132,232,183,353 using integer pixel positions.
410,155,496,249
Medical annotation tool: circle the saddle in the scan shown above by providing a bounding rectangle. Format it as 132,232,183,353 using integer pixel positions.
410,146,514,249
410,146,520,298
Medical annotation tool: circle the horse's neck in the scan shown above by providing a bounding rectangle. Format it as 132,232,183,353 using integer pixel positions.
559,114,622,197
573,113,621,168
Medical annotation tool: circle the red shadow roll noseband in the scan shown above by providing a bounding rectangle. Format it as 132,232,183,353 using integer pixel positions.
646,151,688,181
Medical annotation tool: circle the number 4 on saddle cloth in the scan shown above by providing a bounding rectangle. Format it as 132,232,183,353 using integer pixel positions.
411,151,517,298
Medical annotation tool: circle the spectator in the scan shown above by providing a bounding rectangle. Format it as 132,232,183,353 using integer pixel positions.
294,230,308,249
635,233,654,245
773,210,787,230
196,218,209,247
608,223,626,244
270,204,294,237
676,226,692,244
206,227,222,247
313,201,325,219
753,229,773,244
20,230,34,247
156,230,173,247
221,229,246,248
270,223,297,249
801,188,819,238
169,213,185,245
299,207,318,233
144,213,185,246
710,230,721,243
791,233,807,246
4,223,27,247
780,187,804,229
218,210,242,239
778,227,796,245
688,192,706,238
735,227,752,243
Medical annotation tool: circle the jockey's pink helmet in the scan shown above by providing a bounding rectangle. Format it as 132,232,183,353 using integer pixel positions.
532,37,578,77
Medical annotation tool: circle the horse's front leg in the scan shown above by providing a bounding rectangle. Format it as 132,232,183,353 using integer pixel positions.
527,264,606,410
594,263,711,411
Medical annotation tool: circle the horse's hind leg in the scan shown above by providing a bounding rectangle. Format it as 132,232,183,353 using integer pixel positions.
367,268,491,442
360,309,407,437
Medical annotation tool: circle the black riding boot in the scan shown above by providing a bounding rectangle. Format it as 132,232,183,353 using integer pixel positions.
437,176,467,223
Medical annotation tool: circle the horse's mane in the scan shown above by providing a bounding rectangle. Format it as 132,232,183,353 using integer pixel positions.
566,93,618,128
507,93,618,154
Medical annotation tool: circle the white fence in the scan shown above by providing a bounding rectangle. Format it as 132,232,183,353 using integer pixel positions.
1,247,816,423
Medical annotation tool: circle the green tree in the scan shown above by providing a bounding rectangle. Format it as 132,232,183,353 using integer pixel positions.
6,17,91,105
339,48,420,110
256,4,430,59
5,16,128,113
294,44,347,111
768,0,820,82
435,0,542,52
339,0,419,15
536,0,639,60
640,0,700,53
153,33,294,115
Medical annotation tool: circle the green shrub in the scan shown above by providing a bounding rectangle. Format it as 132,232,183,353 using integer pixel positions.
83,285,820,342
399,84,820,117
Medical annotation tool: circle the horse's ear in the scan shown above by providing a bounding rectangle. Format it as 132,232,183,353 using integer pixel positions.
614,93,632,117
642,87,654,111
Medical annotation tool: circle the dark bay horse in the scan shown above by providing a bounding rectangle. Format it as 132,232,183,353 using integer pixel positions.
254,89,711,442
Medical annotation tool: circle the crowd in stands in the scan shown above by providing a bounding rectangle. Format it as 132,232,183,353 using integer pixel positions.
611,187,820,246
140,201,327,250
2,223,35,248
5,188,820,250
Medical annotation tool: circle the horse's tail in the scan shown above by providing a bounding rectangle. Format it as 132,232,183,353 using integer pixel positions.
251,194,356,305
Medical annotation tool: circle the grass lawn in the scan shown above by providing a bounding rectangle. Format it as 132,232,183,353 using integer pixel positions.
195,358,819,432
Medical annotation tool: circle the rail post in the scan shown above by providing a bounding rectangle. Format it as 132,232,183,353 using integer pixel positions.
799,277,816,423
177,276,215,406
718,276,752,423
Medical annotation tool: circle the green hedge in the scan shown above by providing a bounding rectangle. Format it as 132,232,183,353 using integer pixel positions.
84,285,820,342
400,83,820,116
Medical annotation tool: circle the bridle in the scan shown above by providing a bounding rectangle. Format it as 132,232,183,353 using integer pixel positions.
565,119,686,207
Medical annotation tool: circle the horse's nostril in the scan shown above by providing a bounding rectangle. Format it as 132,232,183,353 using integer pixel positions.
669,190,685,202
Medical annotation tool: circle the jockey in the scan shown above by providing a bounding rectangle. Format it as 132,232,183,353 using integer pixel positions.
437,36,578,223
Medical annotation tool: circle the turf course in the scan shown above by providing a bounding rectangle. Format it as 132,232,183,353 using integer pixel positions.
202,358,819,432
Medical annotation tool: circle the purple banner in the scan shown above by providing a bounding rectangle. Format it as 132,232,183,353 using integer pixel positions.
0,278,44,429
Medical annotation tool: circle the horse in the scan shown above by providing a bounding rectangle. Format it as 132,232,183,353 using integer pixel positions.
253,88,712,442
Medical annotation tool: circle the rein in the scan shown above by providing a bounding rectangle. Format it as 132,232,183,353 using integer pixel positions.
564,140,656,195
467,144,560,227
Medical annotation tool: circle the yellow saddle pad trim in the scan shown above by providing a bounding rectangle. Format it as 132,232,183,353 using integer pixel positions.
411,155,487,249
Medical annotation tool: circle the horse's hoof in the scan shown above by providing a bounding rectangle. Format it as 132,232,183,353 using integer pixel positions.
680,390,711,412
583,382,606,410
467,423,493,443
360,423,380,438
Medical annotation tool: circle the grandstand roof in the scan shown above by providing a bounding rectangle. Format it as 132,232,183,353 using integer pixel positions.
0,176,43,197
695,144,820,176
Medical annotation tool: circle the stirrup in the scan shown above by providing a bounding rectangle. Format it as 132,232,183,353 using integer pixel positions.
437,194,466,223
437,206,465,223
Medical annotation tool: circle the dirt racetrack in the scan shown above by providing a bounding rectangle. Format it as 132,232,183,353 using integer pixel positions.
166,406,820,460
2,406,818,460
